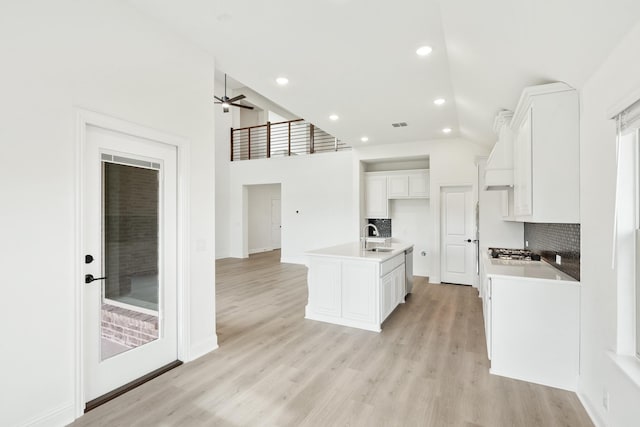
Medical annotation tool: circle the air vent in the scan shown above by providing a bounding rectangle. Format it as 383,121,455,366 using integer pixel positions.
391,122,408,127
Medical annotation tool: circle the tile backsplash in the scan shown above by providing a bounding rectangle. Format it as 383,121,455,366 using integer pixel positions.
524,222,581,280
367,218,392,237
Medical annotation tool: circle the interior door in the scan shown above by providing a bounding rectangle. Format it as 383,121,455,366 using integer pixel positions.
441,186,475,285
84,125,178,404
271,198,281,249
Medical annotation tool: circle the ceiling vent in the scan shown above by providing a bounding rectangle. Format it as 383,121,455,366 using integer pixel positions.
391,122,408,127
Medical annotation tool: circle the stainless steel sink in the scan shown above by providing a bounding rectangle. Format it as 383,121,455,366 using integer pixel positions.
366,247,394,252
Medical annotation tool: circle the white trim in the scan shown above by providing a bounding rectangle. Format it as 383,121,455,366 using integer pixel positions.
73,108,190,418
188,335,219,362
20,402,74,427
249,247,277,255
577,391,607,427
607,83,640,119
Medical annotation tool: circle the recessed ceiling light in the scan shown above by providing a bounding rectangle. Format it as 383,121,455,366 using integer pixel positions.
329,114,339,121
416,46,433,56
276,77,289,85
442,127,452,134
434,98,446,106
361,136,369,142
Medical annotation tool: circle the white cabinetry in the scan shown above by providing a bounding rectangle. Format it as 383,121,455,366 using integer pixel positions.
490,275,580,391
342,261,377,323
511,83,580,223
365,170,429,218
380,263,405,321
365,175,389,219
306,251,406,332
387,171,430,199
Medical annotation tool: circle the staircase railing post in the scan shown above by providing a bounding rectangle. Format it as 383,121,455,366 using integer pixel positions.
248,128,251,160
288,121,292,156
267,121,271,158
230,127,234,161
310,123,315,154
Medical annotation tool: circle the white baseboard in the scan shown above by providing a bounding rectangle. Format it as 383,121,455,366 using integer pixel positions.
249,247,275,255
21,402,74,427
489,368,577,392
578,391,607,427
188,334,218,362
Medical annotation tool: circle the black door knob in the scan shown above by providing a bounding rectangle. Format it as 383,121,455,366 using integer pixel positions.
85,254,94,264
85,274,107,284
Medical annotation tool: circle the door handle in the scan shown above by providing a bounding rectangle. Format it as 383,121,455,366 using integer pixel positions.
464,239,479,243
85,274,107,284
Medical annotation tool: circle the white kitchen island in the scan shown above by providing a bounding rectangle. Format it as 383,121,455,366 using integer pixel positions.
305,242,413,332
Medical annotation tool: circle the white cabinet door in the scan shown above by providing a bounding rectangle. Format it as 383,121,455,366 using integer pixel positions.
380,272,394,321
395,265,405,304
408,172,429,198
514,108,532,217
365,175,389,218
388,175,409,198
342,261,377,323
308,258,341,317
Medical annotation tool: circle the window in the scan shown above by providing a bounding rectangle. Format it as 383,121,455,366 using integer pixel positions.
614,99,640,361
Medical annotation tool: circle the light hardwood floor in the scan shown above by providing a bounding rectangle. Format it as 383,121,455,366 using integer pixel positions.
72,250,593,426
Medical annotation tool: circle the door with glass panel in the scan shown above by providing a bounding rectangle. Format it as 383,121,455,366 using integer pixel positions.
83,125,177,404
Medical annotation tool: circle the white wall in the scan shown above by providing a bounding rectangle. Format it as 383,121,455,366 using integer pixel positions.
248,184,281,253
215,78,232,259
355,138,490,283
228,151,358,264
0,2,217,425
390,199,431,276
577,19,640,427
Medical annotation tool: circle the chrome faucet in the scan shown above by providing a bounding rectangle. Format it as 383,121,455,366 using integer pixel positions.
361,223,379,250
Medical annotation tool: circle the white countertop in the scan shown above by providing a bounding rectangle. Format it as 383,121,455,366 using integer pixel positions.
306,242,413,263
482,252,578,283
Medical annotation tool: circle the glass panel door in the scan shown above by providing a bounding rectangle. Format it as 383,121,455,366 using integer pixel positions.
101,160,160,360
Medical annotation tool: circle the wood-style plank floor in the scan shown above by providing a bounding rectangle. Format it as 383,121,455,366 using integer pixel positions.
72,250,593,426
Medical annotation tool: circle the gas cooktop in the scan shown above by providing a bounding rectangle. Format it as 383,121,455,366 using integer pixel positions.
489,248,541,261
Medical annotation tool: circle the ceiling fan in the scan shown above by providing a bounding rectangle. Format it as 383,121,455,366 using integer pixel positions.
214,74,254,113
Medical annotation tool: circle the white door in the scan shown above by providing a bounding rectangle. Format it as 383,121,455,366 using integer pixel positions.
271,198,281,249
84,125,178,403
440,186,475,285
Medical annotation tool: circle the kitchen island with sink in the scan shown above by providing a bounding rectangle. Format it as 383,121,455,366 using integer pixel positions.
305,242,413,332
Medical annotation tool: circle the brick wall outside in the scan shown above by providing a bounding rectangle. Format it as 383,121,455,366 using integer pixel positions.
101,303,158,348
104,163,158,300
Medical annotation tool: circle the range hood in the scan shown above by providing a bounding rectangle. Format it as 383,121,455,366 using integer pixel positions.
484,111,514,191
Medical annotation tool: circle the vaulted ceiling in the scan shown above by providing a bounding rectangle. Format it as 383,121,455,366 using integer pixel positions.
128,0,640,148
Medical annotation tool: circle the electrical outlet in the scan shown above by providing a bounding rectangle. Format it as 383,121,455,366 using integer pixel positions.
602,389,609,411
556,254,562,265
525,240,529,248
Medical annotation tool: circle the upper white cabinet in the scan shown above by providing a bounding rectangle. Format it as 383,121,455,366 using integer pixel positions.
365,175,389,219
365,169,429,219
387,171,430,199
510,83,580,223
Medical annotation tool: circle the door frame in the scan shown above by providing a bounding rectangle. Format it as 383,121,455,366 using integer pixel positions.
73,109,191,417
436,183,477,286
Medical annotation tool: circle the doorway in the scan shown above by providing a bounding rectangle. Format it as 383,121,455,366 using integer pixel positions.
247,184,281,255
83,124,179,406
440,185,475,285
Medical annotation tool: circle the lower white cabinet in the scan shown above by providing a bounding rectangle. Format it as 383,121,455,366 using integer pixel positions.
306,253,405,332
489,276,580,391
342,261,378,323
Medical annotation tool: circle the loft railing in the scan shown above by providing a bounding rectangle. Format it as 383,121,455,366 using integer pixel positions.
230,118,350,161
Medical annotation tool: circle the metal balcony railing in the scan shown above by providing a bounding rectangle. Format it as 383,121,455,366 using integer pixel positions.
230,119,350,161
